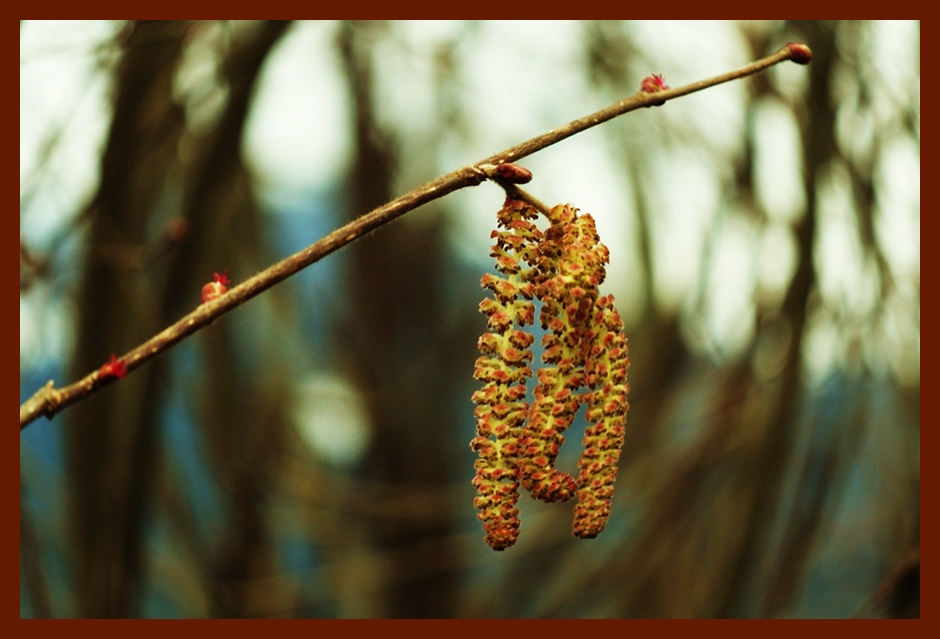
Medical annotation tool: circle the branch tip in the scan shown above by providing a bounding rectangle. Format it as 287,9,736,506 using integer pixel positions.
785,42,813,65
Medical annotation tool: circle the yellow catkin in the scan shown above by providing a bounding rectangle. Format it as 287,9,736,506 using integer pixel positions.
573,295,629,538
519,205,609,503
471,198,541,550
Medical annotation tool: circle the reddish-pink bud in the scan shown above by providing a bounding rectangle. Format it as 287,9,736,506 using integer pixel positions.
201,270,231,304
786,42,813,65
641,74,668,92
99,352,127,380
495,163,533,184
640,74,668,106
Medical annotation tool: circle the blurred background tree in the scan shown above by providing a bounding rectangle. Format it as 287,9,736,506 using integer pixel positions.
20,20,919,618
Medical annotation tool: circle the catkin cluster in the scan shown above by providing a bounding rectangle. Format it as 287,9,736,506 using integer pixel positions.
472,197,630,550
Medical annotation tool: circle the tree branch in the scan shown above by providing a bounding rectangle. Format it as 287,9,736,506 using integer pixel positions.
851,545,920,618
19,42,811,430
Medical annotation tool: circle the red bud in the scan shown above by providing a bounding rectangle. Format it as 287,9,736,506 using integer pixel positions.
201,271,231,304
99,352,127,380
640,74,668,106
786,42,813,65
640,73,668,93
495,163,533,184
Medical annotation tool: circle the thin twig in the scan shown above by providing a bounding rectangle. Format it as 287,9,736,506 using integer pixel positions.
19,43,810,430
851,545,920,618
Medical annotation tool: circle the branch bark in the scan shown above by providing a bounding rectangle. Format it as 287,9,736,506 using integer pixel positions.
19,42,811,430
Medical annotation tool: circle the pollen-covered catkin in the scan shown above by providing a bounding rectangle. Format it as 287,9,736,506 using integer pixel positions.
471,198,542,550
573,294,629,538
472,197,629,548
518,204,606,503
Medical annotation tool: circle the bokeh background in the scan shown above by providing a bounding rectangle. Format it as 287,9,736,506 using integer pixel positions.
20,20,919,618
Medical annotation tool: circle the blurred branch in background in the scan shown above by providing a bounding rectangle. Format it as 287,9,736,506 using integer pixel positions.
20,20,918,618
63,20,294,618
851,544,919,618
64,20,193,617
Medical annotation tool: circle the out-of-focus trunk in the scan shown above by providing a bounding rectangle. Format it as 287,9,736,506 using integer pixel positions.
335,21,458,618
67,20,191,618
66,20,293,617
